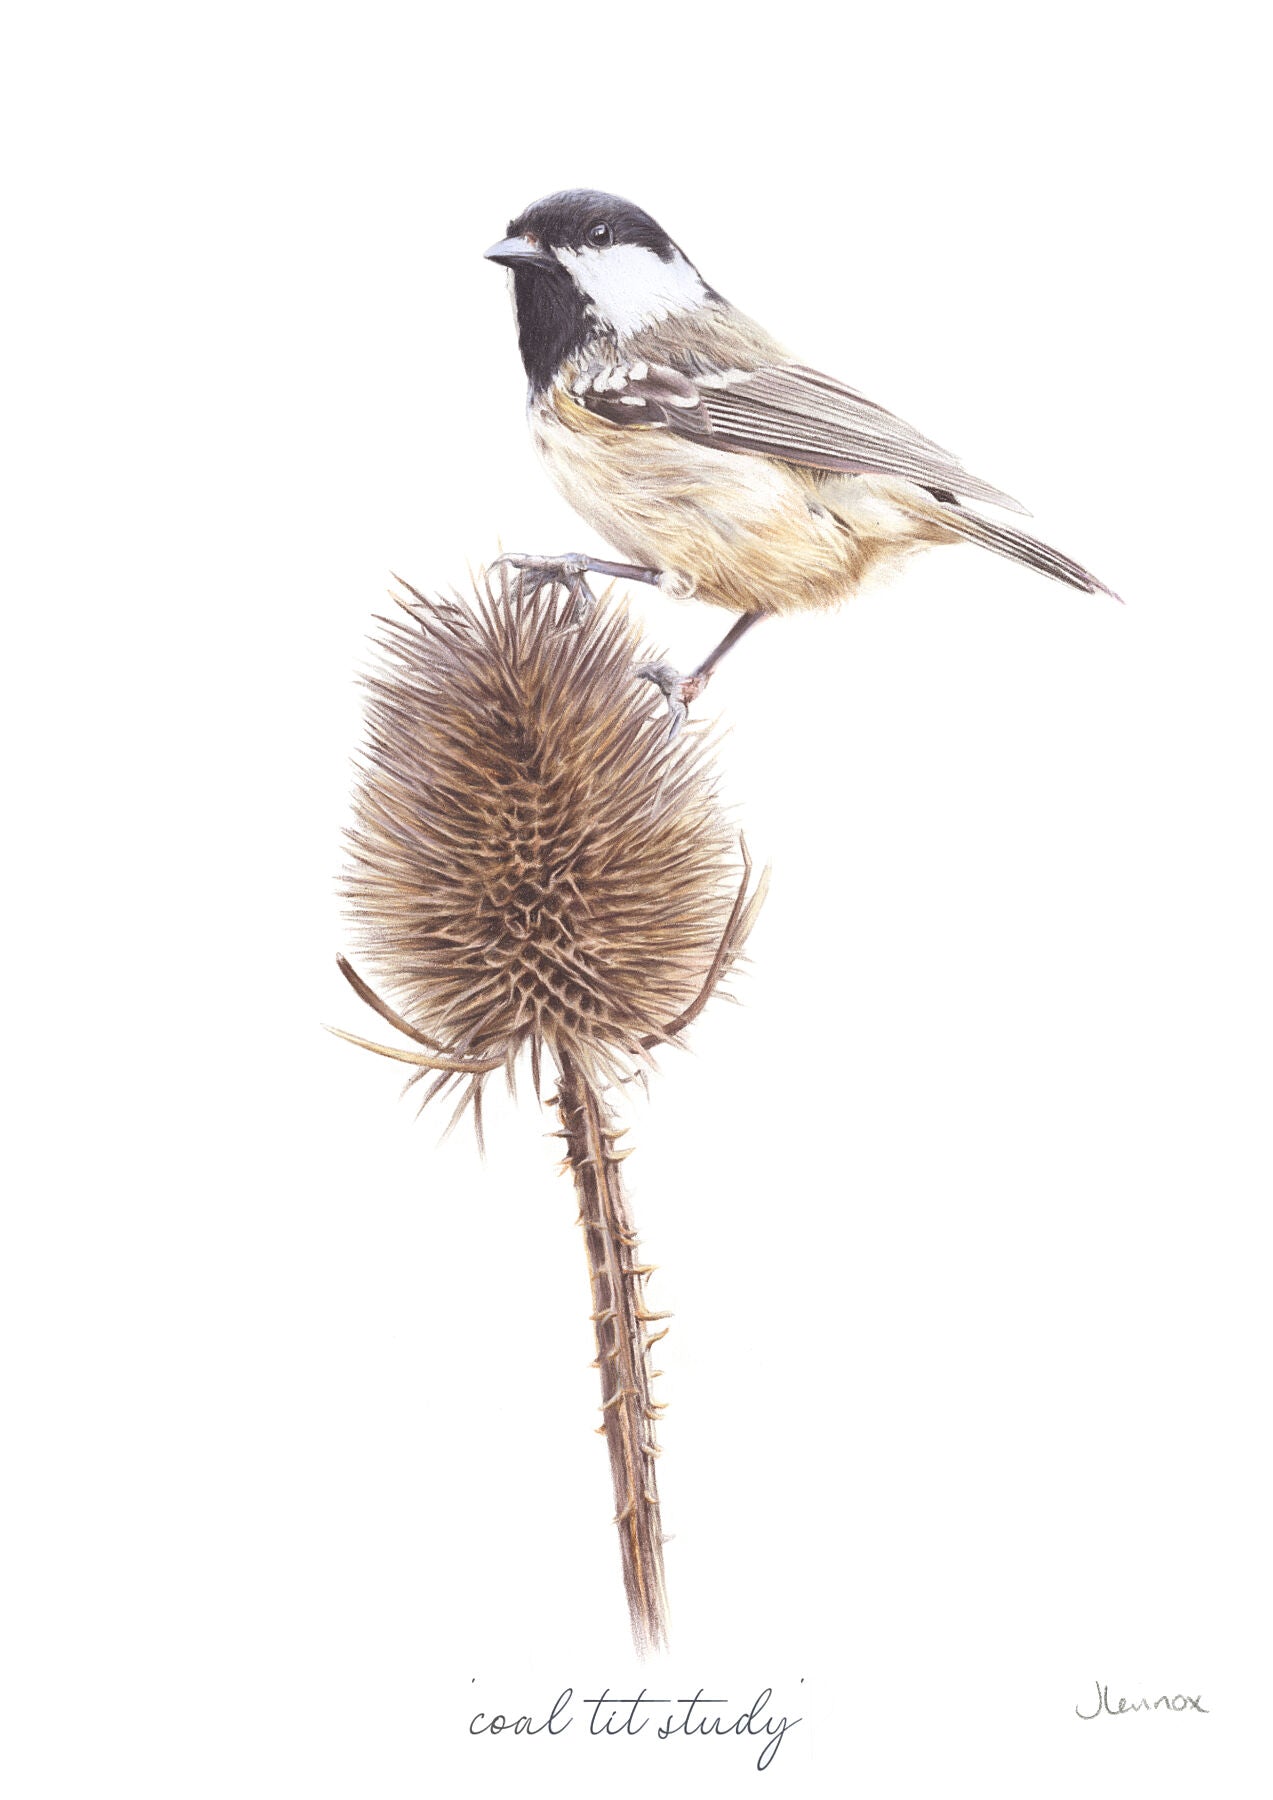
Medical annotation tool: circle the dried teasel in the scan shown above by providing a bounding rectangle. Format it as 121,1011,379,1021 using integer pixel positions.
331,563,768,1653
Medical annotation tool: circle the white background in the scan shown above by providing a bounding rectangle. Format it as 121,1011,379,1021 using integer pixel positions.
3,2,1270,1794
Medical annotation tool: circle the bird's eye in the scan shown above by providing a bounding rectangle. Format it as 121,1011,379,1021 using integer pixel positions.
587,222,612,247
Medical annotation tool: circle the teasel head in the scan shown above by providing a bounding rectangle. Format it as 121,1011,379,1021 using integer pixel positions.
331,562,767,1656
336,564,764,1138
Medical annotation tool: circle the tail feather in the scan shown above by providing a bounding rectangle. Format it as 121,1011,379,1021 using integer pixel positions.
914,498,1118,599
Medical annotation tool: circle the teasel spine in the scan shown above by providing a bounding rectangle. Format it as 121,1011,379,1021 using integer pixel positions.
556,1058,670,1656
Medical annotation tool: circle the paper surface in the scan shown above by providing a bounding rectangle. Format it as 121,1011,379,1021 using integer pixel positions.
4,3,1269,1793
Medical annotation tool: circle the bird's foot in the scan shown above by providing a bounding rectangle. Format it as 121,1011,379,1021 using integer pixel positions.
492,552,598,623
635,662,712,740
493,553,664,625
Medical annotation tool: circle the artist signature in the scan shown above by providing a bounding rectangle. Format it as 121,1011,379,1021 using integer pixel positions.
1076,1681,1208,1719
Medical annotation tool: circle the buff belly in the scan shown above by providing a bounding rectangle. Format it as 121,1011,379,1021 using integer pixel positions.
530,387,952,616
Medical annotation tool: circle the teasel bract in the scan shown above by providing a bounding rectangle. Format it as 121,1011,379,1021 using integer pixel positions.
331,564,767,1654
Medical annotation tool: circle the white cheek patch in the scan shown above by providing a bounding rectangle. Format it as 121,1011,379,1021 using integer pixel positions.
555,243,709,338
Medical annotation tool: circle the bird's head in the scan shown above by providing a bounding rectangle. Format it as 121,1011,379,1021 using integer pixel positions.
486,189,714,389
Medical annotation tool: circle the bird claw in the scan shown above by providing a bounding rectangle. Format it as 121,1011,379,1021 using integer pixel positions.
635,662,710,740
492,553,595,622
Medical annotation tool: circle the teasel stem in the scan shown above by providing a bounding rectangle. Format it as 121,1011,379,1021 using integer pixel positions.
556,1055,669,1656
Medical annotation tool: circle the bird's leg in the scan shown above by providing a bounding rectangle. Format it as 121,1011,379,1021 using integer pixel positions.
637,614,765,738
492,552,662,623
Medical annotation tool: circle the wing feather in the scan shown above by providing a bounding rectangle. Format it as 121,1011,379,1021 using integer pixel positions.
577,355,1028,515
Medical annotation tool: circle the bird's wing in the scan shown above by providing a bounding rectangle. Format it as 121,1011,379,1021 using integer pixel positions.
574,358,1028,515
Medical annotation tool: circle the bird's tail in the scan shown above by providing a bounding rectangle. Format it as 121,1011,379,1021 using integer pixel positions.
908,496,1119,599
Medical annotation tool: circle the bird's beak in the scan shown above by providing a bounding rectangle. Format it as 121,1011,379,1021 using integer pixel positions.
484,234,557,270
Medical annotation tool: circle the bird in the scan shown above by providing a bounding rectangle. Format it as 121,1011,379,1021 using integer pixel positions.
485,189,1116,731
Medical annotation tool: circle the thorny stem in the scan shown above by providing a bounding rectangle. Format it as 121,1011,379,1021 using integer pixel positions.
331,841,770,1654
555,1055,669,1655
